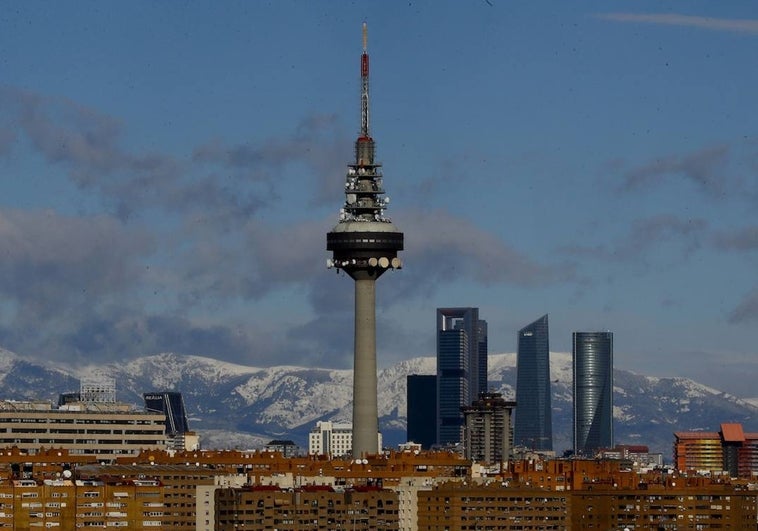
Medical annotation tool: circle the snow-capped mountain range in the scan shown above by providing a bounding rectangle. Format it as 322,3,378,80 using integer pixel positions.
0,347,755,459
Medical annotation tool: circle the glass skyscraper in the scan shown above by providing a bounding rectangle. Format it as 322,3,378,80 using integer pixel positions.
143,391,190,436
436,307,487,446
572,331,614,456
406,374,437,449
514,314,552,451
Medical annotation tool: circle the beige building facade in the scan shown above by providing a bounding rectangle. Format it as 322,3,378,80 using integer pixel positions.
0,400,167,460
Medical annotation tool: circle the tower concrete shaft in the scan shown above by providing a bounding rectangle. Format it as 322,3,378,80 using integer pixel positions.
326,23,403,457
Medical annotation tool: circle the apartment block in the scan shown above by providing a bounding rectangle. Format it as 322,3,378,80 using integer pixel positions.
417,481,570,530
0,476,164,529
215,485,399,530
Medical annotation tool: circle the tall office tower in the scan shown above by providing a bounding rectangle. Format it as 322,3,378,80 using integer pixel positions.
514,314,553,451
436,307,488,446
406,374,437,449
573,331,614,456
144,392,190,436
326,24,403,457
462,392,516,463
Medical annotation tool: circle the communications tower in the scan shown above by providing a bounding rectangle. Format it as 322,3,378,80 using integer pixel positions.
326,23,403,457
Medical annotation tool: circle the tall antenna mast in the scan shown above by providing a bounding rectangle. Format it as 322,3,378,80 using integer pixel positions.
360,21,370,139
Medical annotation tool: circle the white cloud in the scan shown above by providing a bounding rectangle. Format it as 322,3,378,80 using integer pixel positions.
596,13,758,35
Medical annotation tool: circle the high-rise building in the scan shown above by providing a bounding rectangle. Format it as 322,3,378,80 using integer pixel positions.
514,314,553,451
326,23,403,457
144,392,190,435
573,331,614,456
436,307,487,446
462,392,516,463
144,391,192,449
406,374,437,449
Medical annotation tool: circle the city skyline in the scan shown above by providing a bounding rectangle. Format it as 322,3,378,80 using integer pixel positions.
2,2,758,397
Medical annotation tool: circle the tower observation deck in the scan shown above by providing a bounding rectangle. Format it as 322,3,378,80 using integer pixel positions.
326,23,403,457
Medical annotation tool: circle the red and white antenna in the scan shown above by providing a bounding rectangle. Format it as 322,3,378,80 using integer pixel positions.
360,21,370,139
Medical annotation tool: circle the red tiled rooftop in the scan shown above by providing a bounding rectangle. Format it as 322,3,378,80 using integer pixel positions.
720,423,745,442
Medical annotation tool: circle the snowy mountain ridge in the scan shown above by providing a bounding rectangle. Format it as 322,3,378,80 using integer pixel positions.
0,348,754,457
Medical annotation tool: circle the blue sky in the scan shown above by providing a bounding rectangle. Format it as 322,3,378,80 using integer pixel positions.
1,2,757,396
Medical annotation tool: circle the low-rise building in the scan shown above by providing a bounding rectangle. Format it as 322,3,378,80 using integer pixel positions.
417,481,570,530
308,421,382,457
0,476,164,529
215,485,399,530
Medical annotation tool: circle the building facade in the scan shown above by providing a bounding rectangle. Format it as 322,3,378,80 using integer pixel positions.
308,421,382,457
436,307,487,446
0,400,167,460
572,331,613,456
144,391,194,450
418,482,570,530
675,423,758,476
0,476,165,529
462,392,515,463
514,314,552,451
215,485,399,531
406,375,437,449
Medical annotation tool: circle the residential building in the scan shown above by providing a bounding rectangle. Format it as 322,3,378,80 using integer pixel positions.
418,481,570,530
79,463,217,529
572,331,613,456
0,476,165,529
514,314,552,451
436,307,487,446
264,439,299,457
571,482,756,529
197,474,249,531
462,392,515,463
215,485,399,531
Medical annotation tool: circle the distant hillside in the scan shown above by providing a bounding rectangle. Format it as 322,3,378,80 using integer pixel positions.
0,347,755,458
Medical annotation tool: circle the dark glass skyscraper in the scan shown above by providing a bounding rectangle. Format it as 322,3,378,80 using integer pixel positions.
406,374,437,449
436,307,487,446
572,331,613,456
514,314,552,451
144,392,190,437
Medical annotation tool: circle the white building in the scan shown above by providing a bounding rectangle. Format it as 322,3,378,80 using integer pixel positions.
308,421,382,457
